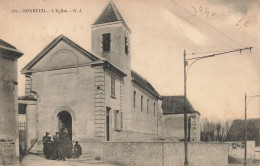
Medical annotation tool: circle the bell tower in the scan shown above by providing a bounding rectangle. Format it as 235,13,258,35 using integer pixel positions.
91,0,131,73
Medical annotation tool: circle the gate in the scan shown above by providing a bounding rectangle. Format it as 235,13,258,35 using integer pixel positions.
19,122,27,152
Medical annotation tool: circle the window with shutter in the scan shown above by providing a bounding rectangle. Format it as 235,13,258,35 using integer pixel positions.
111,77,115,97
120,111,123,130
114,110,118,131
114,110,122,132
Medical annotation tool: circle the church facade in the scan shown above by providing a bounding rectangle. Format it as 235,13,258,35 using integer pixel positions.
19,1,161,154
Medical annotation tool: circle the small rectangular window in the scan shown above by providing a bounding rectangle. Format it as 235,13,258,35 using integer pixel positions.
102,33,111,52
111,77,115,97
154,102,156,117
147,99,149,114
141,95,143,111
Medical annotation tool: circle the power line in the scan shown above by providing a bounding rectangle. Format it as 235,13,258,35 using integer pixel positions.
169,0,244,48
157,0,245,52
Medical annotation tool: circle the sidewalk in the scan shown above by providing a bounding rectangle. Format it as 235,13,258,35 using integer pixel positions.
19,154,120,166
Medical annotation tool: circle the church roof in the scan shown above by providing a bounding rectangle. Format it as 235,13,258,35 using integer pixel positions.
93,1,130,31
0,39,23,58
21,34,126,76
225,118,260,146
161,96,200,115
131,70,161,99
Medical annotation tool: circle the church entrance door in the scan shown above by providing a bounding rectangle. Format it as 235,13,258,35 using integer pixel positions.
57,111,72,140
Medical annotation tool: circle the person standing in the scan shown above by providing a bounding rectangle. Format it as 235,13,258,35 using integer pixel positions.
45,137,53,159
42,132,50,157
62,128,70,159
58,128,68,161
73,141,82,159
52,132,59,160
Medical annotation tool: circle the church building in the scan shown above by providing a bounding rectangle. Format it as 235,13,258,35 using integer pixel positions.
19,1,161,155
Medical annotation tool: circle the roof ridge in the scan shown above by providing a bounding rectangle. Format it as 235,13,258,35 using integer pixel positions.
162,95,185,97
0,39,17,49
21,34,127,77
131,70,160,98
109,0,124,22
131,70,149,82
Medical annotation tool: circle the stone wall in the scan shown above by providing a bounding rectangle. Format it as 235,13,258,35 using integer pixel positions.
0,44,22,164
0,139,16,165
102,142,228,166
227,141,256,159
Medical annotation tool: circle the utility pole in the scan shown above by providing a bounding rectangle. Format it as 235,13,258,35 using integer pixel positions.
183,47,252,166
244,93,247,166
184,50,188,166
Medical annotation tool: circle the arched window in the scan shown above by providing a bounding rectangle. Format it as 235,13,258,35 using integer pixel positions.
154,102,156,117
147,99,149,113
133,91,136,108
141,95,143,111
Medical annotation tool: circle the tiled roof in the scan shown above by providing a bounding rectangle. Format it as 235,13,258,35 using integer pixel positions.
92,0,130,32
0,39,23,58
18,95,37,101
131,70,160,99
161,96,200,115
0,39,16,49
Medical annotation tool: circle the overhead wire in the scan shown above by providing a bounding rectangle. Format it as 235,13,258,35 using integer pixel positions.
170,0,244,47
158,0,247,55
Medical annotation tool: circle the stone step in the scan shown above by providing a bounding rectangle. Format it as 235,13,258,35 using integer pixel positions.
77,154,92,160
29,151,93,160
29,151,44,157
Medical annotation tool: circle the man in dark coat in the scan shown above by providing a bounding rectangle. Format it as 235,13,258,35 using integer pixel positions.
73,141,82,158
52,132,59,160
42,132,50,157
58,128,69,161
45,137,52,159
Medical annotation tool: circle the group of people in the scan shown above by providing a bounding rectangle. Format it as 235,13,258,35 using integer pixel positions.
42,128,82,161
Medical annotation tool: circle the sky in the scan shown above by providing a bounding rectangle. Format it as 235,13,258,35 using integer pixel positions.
0,0,259,121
